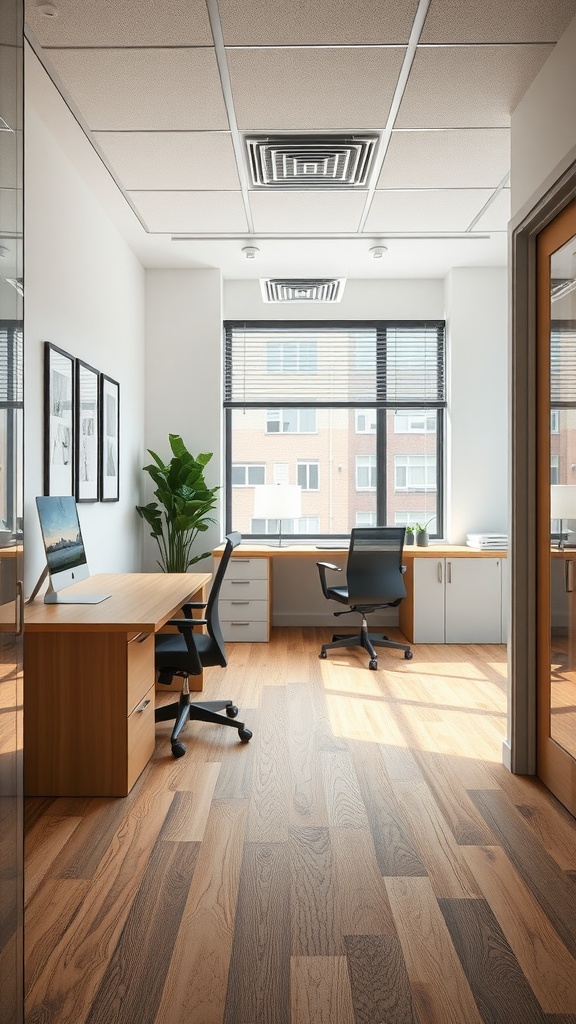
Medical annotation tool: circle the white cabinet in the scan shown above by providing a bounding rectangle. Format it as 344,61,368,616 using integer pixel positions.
218,556,270,642
412,556,503,643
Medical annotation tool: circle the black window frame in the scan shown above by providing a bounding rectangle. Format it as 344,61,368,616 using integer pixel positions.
224,319,446,542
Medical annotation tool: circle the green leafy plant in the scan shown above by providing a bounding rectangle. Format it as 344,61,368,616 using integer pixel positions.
404,525,414,535
136,434,219,572
415,517,435,534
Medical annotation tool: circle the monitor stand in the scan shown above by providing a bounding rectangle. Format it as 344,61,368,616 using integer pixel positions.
26,566,111,604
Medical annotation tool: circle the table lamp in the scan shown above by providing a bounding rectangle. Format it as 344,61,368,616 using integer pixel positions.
253,484,302,546
550,484,576,549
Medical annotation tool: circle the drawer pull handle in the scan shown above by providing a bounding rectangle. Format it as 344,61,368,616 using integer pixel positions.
231,600,250,605
231,621,250,626
129,632,151,644
136,699,151,713
231,580,250,585
234,559,251,563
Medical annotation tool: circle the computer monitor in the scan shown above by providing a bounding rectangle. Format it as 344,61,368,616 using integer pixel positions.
33,495,110,604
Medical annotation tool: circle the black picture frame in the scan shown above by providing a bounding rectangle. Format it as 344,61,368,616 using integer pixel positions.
75,359,100,502
100,373,120,501
44,342,74,496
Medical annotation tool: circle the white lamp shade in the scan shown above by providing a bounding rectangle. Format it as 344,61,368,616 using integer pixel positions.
253,484,302,521
550,484,576,519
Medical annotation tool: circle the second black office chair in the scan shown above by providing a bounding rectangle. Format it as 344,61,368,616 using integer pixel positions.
317,526,413,670
154,531,252,757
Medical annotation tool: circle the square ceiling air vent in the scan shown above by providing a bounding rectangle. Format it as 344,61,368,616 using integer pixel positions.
245,134,378,189
260,279,346,303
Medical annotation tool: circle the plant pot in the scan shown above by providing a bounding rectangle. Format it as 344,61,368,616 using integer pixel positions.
416,531,429,547
405,533,414,545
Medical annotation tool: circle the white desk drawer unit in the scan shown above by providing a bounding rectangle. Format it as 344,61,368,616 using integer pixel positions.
218,556,270,642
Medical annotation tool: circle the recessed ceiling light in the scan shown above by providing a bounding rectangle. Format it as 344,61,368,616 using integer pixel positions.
242,246,259,259
370,245,388,259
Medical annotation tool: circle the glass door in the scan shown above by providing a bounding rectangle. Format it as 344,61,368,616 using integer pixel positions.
537,196,576,816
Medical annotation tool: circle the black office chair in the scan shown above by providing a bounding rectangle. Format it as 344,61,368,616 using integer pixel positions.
154,531,252,757
317,526,413,670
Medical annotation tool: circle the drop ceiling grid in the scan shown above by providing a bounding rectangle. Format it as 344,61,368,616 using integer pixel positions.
127,190,249,233
378,128,510,189
419,0,576,43
217,0,419,45
472,188,511,232
249,190,368,233
365,188,498,233
225,47,405,131
395,44,556,128
93,132,241,191
24,0,214,47
46,48,230,130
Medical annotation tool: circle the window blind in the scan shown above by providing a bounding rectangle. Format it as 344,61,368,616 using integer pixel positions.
0,322,23,405
551,323,576,406
224,321,445,408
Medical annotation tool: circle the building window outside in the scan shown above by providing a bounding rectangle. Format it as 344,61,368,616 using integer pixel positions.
395,510,426,527
267,339,317,373
231,463,266,486
266,408,317,433
355,409,377,433
356,455,377,490
251,516,319,534
551,409,560,433
356,511,377,526
394,410,437,433
297,461,319,490
395,455,437,492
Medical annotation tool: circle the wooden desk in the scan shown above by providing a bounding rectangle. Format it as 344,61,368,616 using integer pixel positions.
213,543,508,645
24,572,210,797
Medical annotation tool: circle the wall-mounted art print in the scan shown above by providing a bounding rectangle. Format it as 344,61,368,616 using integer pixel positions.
100,373,120,501
75,359,100,502
44,342,74,496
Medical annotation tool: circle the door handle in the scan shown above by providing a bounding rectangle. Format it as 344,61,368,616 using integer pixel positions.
566,559,574,593
447,561,452,584
16,579,23,636
438,561,443,583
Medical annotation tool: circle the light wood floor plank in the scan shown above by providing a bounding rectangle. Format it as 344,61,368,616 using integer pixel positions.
246,686,291,843
24,816,82,905
290,956,355,1024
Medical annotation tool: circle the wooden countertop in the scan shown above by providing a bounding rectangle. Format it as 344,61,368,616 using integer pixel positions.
214,543,507,559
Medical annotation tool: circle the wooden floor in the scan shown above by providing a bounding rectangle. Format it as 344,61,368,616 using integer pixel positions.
24,628,576,1024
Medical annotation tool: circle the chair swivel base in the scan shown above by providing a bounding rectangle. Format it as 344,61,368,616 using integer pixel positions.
155,692,253,757
319,630,413,670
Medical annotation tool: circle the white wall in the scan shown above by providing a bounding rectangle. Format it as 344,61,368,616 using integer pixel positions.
144,269,223,570
511,13,576,216
24,49,146,595
445,267,509,543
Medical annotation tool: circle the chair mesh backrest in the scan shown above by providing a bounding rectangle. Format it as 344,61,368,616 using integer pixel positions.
346,527,407,605
205,531,241,652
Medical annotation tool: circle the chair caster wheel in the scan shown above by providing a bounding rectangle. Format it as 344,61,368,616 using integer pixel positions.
226,705,239,718
404,650,413,660
369,659,378,670
171,741,186,758
238,728,252,743
319,650,327,659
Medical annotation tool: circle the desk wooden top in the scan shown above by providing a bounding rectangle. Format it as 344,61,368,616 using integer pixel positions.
213,543,507,559
24,572,211,633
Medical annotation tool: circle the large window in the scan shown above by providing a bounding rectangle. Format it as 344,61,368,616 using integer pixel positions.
224,321,445,539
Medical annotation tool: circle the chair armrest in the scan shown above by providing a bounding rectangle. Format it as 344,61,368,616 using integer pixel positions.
181,600,208,618
165,617,208,629
316,561,342,601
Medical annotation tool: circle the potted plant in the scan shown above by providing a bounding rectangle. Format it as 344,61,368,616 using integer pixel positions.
136,434,220,572
415,517,434,547
404,525,414,545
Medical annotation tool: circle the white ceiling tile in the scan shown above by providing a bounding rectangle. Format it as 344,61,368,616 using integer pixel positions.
395,45,555,128
227,48,405,130
219,0,418,45
364,189,496,232
94,132,241,190
379,129,510,188
47,48,229,130
249,191,367,232
24,0,214,46
129,190,249,233
421,0,576,43
472,189,511,231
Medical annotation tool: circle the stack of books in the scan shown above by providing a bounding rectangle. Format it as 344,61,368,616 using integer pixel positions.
466,533,508,550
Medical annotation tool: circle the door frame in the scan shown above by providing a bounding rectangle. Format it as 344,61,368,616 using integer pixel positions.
510,148,576,774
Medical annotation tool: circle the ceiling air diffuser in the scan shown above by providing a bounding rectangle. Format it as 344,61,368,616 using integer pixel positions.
245,134,378,189
260,279,346,303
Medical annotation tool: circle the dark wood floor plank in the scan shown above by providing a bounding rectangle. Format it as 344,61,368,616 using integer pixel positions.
51,792,143,880
85,840,199,1024
438,897,544,1024
470,790,576,957
345,934,420,1024
290,824,340,956
223,841,291,1024
350,739,428,877
414,750,497,846
291,955,355,1023
24,878,90,1000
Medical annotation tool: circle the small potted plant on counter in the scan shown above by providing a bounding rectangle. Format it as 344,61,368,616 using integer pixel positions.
404,525,414,545
415,518,434,547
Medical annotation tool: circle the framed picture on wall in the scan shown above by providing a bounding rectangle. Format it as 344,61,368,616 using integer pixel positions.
44,342,74,496
100,373,120,501
75,359,100,502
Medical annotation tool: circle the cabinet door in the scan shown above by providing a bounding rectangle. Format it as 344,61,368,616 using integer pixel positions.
445,558,502,643
412,558,446,642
